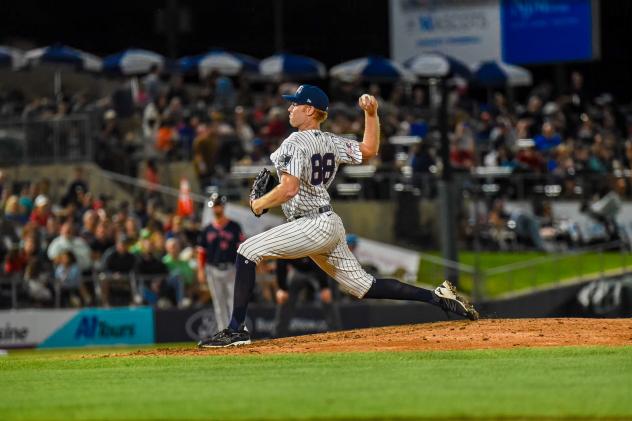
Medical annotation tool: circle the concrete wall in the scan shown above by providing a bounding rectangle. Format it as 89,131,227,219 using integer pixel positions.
0,162,134,205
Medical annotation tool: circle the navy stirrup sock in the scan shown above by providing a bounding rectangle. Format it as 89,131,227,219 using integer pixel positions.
364,278,435,303
228,254,256,330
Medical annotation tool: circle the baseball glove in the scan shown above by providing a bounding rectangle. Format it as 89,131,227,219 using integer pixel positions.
249,168,278,217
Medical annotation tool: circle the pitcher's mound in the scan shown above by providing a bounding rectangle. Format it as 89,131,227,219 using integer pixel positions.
131,318,632,357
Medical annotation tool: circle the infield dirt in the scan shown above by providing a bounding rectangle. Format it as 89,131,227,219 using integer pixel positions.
122,318,632,357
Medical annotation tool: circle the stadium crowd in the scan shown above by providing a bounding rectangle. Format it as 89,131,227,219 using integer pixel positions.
1,69,632,200
2,67,632,308
0,166,215,308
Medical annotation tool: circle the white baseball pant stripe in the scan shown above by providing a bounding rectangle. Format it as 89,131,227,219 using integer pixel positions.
237,212,374,298
205,264,236,331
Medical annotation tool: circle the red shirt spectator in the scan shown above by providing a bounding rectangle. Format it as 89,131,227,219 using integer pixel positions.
29,195,52,228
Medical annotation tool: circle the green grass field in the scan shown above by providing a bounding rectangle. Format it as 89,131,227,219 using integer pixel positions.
418,251,632,297
2,345,632,420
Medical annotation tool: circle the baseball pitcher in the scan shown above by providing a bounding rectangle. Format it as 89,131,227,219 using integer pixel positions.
198,85,478,348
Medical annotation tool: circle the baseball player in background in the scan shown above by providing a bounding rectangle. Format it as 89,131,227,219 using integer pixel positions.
198,85,478,348
197,193,245,331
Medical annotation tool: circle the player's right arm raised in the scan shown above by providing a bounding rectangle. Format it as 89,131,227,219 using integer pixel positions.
358,94,380,160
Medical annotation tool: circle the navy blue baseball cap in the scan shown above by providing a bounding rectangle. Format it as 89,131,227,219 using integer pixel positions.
282,84,329,112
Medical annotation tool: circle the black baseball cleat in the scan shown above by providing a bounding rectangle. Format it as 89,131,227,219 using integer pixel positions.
197,328,251,348
433,281,480,321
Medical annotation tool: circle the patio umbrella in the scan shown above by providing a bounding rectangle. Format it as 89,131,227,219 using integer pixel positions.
103,49,165,76
470,60,532,87
403,52,472,79
25,44,102,95
25,44,102,72
179,49,259,77
259,53,326,79
0,46,26,70
330,56,416,82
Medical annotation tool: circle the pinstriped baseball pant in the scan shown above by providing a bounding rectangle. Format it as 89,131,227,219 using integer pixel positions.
237,212,374,298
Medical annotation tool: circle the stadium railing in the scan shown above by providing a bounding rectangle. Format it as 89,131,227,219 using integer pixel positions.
0,115,92,165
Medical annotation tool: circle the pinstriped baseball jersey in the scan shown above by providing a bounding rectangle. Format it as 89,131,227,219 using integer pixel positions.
237,129,374,299
270,130,362,220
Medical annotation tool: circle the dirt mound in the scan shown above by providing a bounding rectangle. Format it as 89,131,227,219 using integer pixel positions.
122,318,632,357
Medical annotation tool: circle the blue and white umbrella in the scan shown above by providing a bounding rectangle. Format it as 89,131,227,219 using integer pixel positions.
260,53,326,79
103,49,165,76
179,49,259,77
471,60,532,87
403,52,472,79
24,44,102,72
0,46,26,70
330,56,416,82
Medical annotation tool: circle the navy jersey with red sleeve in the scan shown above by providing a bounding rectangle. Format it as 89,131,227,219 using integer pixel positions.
198,220,245,265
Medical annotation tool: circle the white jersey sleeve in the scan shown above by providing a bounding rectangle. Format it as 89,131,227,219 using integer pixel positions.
271,138,306,178
330,134,363,165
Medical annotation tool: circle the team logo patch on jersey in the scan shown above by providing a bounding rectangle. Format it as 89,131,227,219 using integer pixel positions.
280,154,292,167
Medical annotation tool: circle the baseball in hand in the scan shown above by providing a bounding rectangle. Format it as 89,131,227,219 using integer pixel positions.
359,94,378,115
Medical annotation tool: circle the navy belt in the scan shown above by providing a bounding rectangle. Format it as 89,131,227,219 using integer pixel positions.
291,205,332,221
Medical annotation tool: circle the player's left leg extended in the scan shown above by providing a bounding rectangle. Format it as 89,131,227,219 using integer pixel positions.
310,234,479,321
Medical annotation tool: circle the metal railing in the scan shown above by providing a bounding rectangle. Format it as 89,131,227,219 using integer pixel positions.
0,115,92,164
418,241,631,301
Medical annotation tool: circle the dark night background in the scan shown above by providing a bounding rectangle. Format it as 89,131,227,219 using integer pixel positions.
1,0,632,99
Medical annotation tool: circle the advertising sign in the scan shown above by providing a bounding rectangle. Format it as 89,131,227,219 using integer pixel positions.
0,309,77,348
39,307,154,348
501,0,599,64
390,0,502,64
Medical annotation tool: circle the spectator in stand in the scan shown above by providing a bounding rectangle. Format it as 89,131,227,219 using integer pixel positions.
89,221,115,268
100,234,136,306
134,237,169,307
4,195,29,225
79,210,99,243
178,114,198,159
62,166,89,207
133,197,149,228
22,235,53,305
165,215,196,248
54,250,86,307
234,106,255,155
213,76,236,112
167,74,189,105
155,119,178,157
193,121,219,186
451,120,476,171
260,106,288,148
41,215,60,250
162,238,194,308
516,143,545,173
18,183,34,217
47,220,93,273
142,64,162,103
534,121,562,152
29,195,53,228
